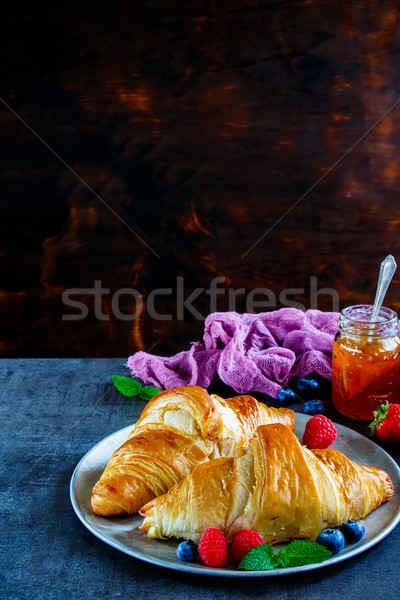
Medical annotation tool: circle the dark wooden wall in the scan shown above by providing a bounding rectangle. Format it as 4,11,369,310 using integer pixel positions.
2,1,400,357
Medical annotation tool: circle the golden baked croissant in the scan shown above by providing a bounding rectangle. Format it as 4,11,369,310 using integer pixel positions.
139,423,393,543
91,385,295,516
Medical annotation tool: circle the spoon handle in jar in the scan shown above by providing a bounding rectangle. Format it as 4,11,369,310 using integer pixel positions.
371,254,397,323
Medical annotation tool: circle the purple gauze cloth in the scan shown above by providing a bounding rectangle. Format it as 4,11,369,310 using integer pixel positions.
126,308,340,398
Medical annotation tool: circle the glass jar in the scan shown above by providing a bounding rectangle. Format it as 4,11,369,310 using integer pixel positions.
332,304,400,420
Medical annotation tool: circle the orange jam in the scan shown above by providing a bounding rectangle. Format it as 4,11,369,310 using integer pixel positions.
332,305,400,420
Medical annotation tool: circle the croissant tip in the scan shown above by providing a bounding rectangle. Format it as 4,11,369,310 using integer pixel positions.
384,478,394,503
138,499,155,517
90,493,128,516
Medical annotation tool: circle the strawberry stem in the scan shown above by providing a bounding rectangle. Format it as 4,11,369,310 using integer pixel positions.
369,401,390,437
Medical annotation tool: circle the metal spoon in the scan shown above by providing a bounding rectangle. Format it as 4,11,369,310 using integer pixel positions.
370,254,397,324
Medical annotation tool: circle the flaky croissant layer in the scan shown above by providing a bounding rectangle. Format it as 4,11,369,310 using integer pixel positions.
139,423,394,544
91,385,295,516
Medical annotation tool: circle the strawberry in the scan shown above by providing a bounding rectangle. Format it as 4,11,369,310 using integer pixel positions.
198,528,228,567
369,402,400,443
302,415,337,449
231,529,263,564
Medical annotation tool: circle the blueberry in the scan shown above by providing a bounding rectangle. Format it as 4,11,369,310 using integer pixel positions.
302,399,325,415
316,528,345,555
276,388,296,406
177,540,197,561
340,520,365,543
296,378,320,393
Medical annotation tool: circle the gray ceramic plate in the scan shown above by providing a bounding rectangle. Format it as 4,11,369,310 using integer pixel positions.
70,413,400,577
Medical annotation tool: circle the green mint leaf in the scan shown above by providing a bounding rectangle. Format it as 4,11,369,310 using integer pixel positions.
238,544,274,571
273,548,290,568
111,377,161,401
139,386,161,402
112,375,143,397
280,540,332,567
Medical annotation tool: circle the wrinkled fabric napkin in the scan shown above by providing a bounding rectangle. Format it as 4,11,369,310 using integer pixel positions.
127,308,339,398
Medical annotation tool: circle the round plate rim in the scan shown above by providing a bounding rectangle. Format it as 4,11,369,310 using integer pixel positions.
70,414,400,577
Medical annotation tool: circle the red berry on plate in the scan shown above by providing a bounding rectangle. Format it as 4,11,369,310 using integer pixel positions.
302,415,337,449
369,402,400,443
198,528,228,567
231,529,263,564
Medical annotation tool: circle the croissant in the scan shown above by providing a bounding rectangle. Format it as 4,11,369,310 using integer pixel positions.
91,385,295,516
139,423,394,543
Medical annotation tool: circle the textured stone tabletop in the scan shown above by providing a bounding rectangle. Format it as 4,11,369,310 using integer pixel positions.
1,359,399,600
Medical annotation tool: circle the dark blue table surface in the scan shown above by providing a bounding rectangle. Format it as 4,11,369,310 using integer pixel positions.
1,359,399,600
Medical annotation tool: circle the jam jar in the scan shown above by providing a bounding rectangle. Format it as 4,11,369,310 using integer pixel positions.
332,304,400,419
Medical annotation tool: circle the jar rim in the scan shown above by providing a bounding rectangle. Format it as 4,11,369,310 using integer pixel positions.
341,304,398,325
339,304,398,338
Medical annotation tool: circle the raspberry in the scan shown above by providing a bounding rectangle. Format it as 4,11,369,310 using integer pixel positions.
198,528,228,567
302,415,337,449
231,529,263,564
